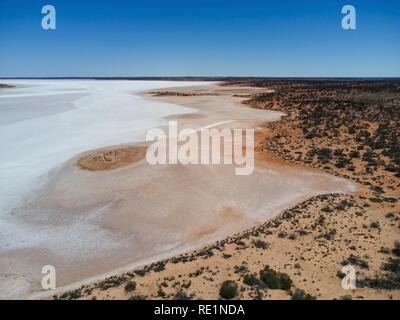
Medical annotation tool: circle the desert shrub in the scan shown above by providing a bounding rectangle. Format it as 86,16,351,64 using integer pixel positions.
382,258,400,273
278,231,287,238
392,241,400,257
288,234,297,240
379,247,390,254
234,265,248,274
342,254,369,269
124,281,136,293
358,274,400,290
291,289,315,300
370,221,380,229
369,197,383,203
252,239,269,249
371,186,385,194
157,288,166,297
219,280,238,299
298,229,309,236
173,290,194,300
323,229,336,240
279,273,293,290
349,150,360,158
153,262,166,272
98,275,128,290
259,265,293,290
260,266,280,289
60,289,82,300
243,273,257,286
134,269,146,276
321,206,333,213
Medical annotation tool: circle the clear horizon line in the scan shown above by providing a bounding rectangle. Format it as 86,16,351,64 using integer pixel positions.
1,76,400,80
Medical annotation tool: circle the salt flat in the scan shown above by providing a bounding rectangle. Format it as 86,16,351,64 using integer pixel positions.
0,80,207,213
0,81,355,299
0,80,209,298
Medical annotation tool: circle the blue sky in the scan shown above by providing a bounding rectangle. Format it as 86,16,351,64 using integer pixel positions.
0,0,399,77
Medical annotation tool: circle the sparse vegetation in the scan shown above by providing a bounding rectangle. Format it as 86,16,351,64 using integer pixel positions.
54,79,400,300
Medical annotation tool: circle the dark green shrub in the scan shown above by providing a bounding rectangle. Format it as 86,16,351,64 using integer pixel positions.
134,269,146,276
252,239,269,249
259,266,293,290
318,214,326,225
370,221,380,229
383,258,400,273
291,289,315,300
153,262,166,272
321,206,332,213
392,241,400,257
124,281,136,293
157,288,166,297
260,266,280,289
279,273,293,290
219,280,238,299
243,274,257,286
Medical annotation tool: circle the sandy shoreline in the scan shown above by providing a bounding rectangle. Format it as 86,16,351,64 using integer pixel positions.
1,82,356,300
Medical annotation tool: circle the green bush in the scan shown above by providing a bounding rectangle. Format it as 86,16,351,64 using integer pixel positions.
134,269,146,276
124,281,136,293
318,214,326,225
219,280,238,299
252,239,269,249
243,274,257,286
279,273,293,290
291,289,315,300
259,266,280,289
259,265,293,290
392,241,400,257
